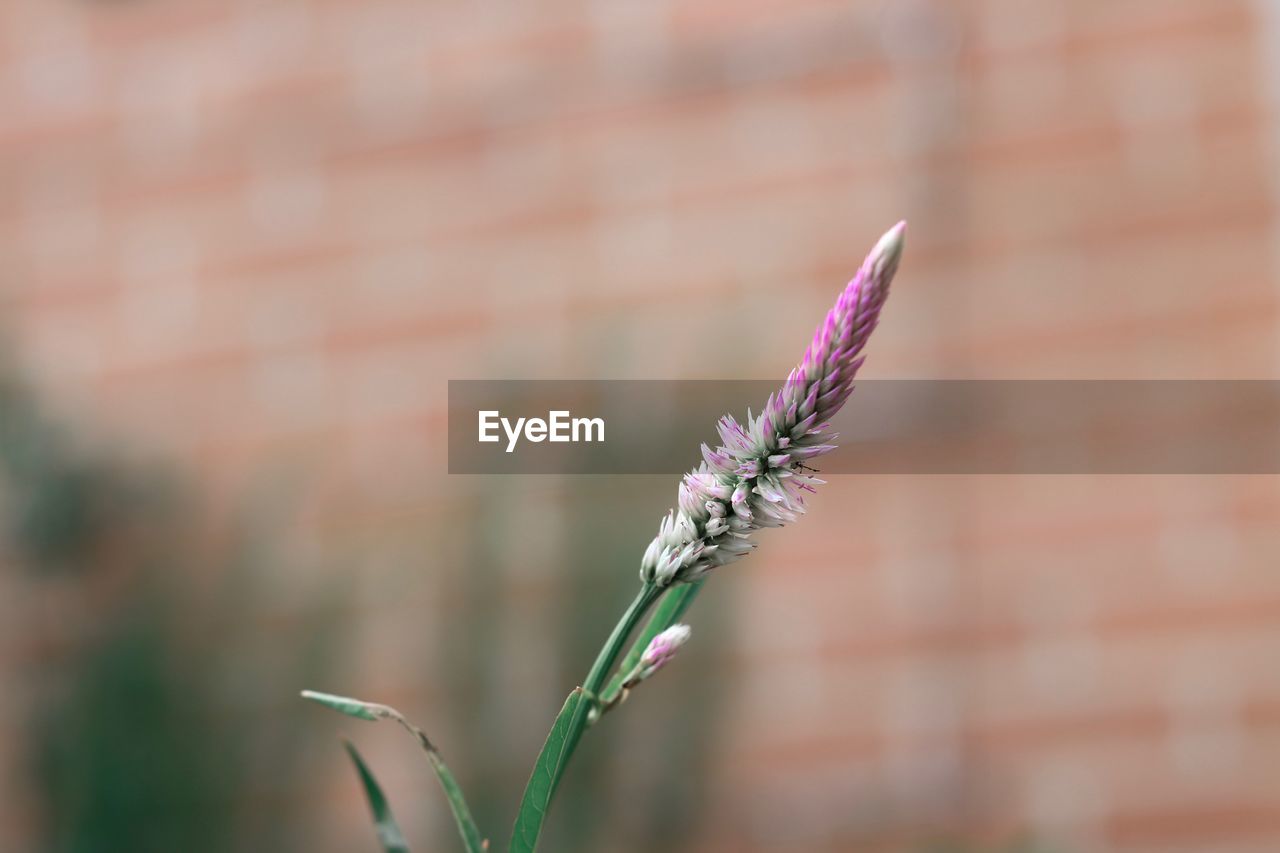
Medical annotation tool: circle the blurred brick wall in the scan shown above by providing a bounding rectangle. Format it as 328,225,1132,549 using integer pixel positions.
2,0,1279,851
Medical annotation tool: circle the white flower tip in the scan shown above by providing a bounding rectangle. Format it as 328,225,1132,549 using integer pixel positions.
662,623,692,645
860,219,901,289
872,220,906,275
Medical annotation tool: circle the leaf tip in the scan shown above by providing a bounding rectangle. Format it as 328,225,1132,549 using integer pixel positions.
301,689,380,721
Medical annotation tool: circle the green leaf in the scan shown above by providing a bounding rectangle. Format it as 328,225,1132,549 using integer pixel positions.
424,748,486,853
343,740,410,853
304,689,486,853
600,580,704,706
509,689,587,853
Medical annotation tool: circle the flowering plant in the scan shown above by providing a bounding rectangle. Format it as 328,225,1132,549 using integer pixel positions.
303,221,906,852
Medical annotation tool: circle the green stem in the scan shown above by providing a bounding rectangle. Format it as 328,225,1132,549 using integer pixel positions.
581,582,662,702
599,579,705,707
509,582,661,852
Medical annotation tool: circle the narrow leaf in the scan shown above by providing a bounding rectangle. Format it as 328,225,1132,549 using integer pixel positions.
425,749,486,853
344,740,411,853
509,689,587,853
303,689,486,853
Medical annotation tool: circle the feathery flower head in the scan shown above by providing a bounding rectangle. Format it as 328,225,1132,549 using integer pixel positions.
640,221,906,587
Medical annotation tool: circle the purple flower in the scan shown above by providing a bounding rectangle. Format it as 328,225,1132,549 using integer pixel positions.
640,222,906,586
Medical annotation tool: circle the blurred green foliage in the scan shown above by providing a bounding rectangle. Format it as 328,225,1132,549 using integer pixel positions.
0,354,338,852
37,590,238,853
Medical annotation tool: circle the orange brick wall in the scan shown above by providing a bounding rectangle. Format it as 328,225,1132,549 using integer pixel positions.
2,1,1279,850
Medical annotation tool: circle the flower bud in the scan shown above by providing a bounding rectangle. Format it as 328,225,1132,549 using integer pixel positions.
627,624,691,685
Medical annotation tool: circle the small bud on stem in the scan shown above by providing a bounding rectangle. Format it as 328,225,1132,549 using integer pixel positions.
587,624,693,725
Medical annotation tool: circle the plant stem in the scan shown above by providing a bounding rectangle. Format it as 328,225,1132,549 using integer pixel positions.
581,582,662,704
560,582,662,771
599,579,704,707
508,582,661,852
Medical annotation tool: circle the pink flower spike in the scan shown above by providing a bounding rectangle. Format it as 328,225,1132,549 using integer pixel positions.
639,222,906,586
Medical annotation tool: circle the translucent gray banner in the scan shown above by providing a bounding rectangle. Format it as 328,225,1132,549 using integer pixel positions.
447,380,1280,474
